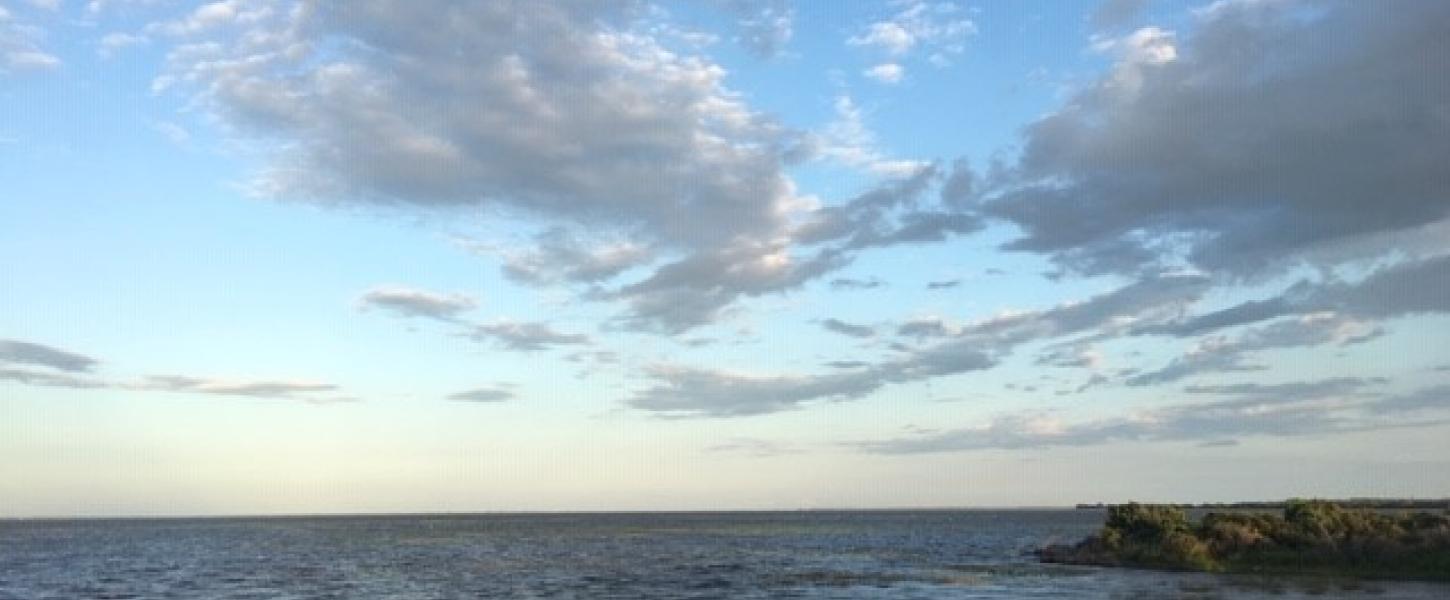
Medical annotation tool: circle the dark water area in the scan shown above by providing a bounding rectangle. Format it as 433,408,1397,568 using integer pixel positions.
2,510,1447,599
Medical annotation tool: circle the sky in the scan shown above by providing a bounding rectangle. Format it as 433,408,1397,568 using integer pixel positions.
1,0,1448,517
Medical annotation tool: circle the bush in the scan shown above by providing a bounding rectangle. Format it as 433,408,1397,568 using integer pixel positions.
1042,501,1450,581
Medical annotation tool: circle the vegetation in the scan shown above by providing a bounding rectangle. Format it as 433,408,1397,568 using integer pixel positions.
1040,500,1450,581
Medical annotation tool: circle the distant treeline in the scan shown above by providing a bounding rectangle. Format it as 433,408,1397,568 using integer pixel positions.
1076,499,1450,510
1042,500,1450,581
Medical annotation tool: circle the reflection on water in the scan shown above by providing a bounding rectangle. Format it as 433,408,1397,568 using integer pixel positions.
1,511,1445,599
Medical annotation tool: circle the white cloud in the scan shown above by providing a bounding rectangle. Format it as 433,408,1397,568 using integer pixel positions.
847,1,976,66
98,31,148,58
818,95,927,176
863,62,904,84
1,8,61,73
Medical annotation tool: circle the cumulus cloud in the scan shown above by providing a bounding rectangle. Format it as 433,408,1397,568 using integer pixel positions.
858,377,1449,453
150,1,840,333
863,62,903,84
146,1,989,334
469,320,590,352
98,31,148,58
985,1,1450,277
847,0,975,71
359,286,478,322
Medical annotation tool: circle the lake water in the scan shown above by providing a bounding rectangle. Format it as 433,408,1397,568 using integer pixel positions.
2,510,1447,599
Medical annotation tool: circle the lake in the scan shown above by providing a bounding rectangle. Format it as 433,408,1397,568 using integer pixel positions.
2,510,1447,599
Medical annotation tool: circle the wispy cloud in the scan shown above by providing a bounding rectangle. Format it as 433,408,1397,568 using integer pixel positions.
359,286,478,322
857,378,1449,454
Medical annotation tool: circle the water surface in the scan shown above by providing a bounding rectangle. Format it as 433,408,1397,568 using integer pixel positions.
2,511,1446,599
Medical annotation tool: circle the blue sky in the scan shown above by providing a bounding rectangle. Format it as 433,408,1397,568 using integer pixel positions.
2,0,1449,516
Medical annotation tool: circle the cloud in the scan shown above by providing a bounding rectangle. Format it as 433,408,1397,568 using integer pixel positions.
863,62,903,84
829,277,884,290
136,376,341,400
0,367,107,389
0,339,100,372
447,387,515,403
820,318,874,338
627,335,996,417
897,317,954,339
1092,0,1152,30
704,437,801,457
1147,253,1450,337
623,272,1218,417
1128,312,1382,386
469,320,590,352
152,1,838,333
815,95,930,177
847,1,975,68
985,1,1450,277
98,32,148,58
858,377,1449,453
500,227,652,286
713,0,793,58
926,279,960,290
359,286,477,322
1035,344,1102,369
0,339,350,402
1,6,61,72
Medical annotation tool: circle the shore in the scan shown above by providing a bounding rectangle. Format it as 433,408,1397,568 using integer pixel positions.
1039,500,1450,581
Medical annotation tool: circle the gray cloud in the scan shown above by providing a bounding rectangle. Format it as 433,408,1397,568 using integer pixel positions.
0,367,106,389
926,279,960,290
1146,253,1450,337
1091,0,1151,31
987,1,1450,277
897,317,953,339
627,337,994,417
359,286,477,322
447,387,515,403
470,321,590,352
1128,312,1382,386
820,318,874,338
1035,344,1101,369
501,228,651,286
627,272,1209,416
0,339,99,372
714,0,793,58
829,277,884,290
152,2,996,334
858,377,1447,454
1,339,350,402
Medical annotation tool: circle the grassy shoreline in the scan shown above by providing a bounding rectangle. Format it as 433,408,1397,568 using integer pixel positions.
1039,500,1450,582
